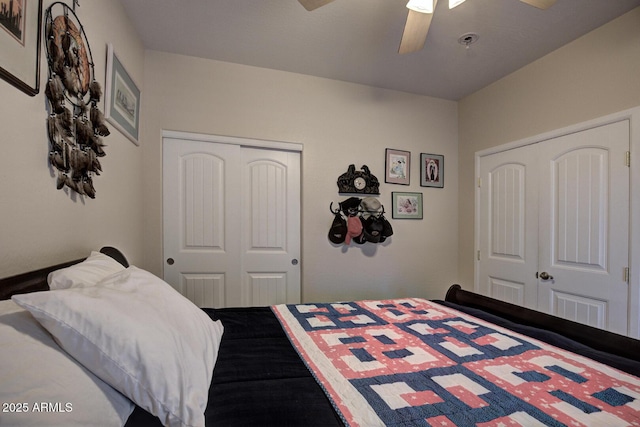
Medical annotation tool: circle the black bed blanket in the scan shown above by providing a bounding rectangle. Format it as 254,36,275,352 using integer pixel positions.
125,307,343,427
126,302,640,426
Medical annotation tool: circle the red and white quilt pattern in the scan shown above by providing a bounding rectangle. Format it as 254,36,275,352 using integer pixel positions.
272,298,640,427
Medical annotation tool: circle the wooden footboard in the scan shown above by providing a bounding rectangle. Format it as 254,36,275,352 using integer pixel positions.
445,284,640,361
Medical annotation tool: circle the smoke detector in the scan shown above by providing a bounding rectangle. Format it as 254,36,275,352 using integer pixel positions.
458,32,479,48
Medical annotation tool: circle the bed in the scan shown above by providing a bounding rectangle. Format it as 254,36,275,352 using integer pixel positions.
1,247,639,426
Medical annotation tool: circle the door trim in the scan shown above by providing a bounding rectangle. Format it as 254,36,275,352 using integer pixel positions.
474,106,640,338
163,130,303,152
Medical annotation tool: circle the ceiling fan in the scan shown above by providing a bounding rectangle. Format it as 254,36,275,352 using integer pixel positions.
297,0,556,54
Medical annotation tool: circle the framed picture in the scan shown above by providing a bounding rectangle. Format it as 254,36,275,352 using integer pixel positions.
385,149,411,185
420,153,444,188
392,192,423,219
0,0,42,96
105,43,141,145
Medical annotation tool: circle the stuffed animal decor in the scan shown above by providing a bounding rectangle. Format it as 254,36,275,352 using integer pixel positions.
44,2,108,199
328,197,393,245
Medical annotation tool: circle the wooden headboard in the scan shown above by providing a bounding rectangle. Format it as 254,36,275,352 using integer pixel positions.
444,284,640,362
0,247,128,300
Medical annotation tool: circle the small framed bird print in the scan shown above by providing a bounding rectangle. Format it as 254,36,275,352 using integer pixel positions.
105,44,141,145
385,148,411,185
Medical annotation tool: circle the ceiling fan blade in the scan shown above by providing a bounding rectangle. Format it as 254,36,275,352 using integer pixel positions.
398,9,434,54
519,0,556,9
297,0,336,11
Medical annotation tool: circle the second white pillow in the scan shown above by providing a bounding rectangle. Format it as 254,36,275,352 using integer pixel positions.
47,251,126,290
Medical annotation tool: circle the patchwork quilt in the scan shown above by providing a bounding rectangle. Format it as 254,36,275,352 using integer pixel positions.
272,298,640,427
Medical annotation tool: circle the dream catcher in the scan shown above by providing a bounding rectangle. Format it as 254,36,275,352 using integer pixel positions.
44,2,109,198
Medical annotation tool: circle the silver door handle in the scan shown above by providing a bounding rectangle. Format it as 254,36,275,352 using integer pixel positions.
538,271,553,280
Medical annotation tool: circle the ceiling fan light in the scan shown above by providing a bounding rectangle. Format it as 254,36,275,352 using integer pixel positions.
449,0,466,9
406,0,434,14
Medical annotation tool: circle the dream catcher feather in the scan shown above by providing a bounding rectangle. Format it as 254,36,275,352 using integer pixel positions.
44,2,108,199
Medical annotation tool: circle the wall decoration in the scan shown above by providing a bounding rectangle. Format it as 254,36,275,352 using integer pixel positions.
337,164,380,194
420,153,444,188
328,197,393,245
392,192,423,219
44,2,108,198
0,0,42,95
105,43,140,145
385,148,410,185
332,166,391,246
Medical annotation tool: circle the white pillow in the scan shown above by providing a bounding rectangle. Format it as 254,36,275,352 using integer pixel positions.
47,250,126,290
0,299,134,426
13,266,223,427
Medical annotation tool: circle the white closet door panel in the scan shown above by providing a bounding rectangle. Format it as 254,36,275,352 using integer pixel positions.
163,138,242,307
478,145,539,308
182,274,225,309
538,120,629,334
241,147,301,306
491,163,526,260
249,161,287,250
247,273,288,306
553,291,606,329
489,277,526,305
554,149,606,269
183,154,225,250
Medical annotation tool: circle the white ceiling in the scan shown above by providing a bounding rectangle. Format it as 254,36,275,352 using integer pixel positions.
120,0,640,100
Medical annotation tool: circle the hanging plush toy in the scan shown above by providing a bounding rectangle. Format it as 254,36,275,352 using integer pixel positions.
44,2,108,199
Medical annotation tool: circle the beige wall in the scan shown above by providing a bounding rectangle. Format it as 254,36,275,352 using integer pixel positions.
141,52,459,302
6,2,634,306
0,0,145,276
457,7,640,288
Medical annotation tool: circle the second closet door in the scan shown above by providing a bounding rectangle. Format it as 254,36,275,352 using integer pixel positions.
477,119,630,335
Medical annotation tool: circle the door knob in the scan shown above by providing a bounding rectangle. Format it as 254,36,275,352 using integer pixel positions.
291,259,299,266
538,271,553,280
166,258,175,265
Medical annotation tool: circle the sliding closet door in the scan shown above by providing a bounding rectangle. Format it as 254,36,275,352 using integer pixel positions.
163,139,242,307
537,120,629,335
240,147,301,307
163,137,301,308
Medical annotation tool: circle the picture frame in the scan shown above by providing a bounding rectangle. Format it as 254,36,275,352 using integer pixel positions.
105,43,141,145
392,192,423,219
385,148,411,185
0,0,42,96
420,153,444,188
